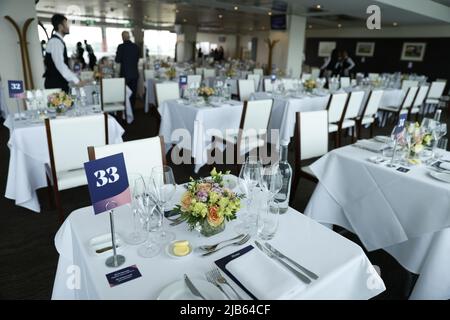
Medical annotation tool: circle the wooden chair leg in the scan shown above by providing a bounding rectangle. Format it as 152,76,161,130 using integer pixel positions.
46,175,55,209
351,127,356,143
52,184,64,224
289,173,300,206
370,124,374,138
334,131,339,148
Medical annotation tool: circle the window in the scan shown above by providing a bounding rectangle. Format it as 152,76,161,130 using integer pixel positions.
144,30,177,58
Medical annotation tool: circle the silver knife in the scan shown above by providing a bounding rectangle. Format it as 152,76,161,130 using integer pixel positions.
264,243,319,280
184,274,206,300
254,241,311,284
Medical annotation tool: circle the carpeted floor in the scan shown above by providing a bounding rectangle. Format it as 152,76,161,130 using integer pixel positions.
0,99,447,300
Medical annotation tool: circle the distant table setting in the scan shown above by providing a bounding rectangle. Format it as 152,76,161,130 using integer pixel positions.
305,135,450,299
52,169,385,300
3,112,125,212
159,98,244,173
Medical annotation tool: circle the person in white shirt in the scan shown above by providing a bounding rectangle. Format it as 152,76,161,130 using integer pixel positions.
43,14,87,93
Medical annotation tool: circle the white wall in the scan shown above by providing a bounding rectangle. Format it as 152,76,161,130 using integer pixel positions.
196,33,237,59
0,0,44,113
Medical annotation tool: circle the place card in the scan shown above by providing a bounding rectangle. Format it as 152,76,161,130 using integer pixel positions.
106,265,142,288
396,167,410,173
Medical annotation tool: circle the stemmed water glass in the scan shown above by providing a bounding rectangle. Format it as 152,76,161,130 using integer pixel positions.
432,123,447,159
147,165,177,243
137,192,162,258
125,174,147,245
234,156,262,235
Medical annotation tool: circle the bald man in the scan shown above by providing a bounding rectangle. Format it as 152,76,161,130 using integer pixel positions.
115,31,139,111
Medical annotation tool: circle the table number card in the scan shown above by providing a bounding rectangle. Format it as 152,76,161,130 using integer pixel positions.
179,75,187,87
8,80,25,99
271,74,276,83
393,113,407,137
106,265,142,287
84,153,131,214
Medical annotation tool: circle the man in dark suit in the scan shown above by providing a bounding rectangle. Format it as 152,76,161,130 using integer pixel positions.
115,31,139,111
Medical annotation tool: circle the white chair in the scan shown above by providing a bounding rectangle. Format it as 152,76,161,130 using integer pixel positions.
203,69,216,78
409,85,429,119
195,67,205,76
101,78,126,114
291,110,328,204
88,136,166,179
311,68,320,80
357,90,384,138
424,81,447,114
301,73,312,81
238,79,256,101
338,91,365,145
187,75,202,88
401,80,419,92
253,68,264,77
327,92,349,146
155,82,180,108
379,87,418,126
144,69,156,80
80,71,94,81
247,74,261,91
212,99,273,169
340,77,351,88
45,114,108,222
264,79,274,92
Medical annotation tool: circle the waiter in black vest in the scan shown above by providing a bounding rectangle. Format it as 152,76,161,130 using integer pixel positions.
44,14,86,93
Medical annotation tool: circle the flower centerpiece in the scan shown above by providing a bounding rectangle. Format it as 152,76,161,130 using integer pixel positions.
165,67,177,80
47,91,73,113
304,79,316,92
198,86,215,103
404,122,433,163
174,168,242,237
225,68,236,78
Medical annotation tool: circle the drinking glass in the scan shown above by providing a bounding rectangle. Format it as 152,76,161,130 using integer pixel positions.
257,200,279,240
147,166,177,243
137,195,161,258
260,164,283,201
125,174,147,245
234,156,262,235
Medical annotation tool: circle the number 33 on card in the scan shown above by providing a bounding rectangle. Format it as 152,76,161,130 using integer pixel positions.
84,153,131,215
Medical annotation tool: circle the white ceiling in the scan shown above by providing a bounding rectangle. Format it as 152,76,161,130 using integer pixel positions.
35,0,450,34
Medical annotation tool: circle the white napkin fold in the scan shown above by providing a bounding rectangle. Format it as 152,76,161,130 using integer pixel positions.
354,139,387,152
226,246,306,300
438,162,450,171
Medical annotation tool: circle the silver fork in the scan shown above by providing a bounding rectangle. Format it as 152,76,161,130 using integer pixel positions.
201,234,251,256
209,266,243,300
169,216,187,226
198,234,246,252
205,269,232,300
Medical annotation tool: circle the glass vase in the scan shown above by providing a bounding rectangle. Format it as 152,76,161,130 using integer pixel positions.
199,219,225,237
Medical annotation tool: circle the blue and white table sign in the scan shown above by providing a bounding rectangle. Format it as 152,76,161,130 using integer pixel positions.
8,80,25,119
84,153,131,268
387,112,408,168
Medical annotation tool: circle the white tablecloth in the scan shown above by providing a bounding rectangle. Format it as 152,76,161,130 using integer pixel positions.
4,114,125,213
83,85,134,124
159,100,243,173
51,196,384,299
304,145,450,299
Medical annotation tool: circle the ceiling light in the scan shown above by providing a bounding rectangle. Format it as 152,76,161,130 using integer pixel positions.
308,25,313,29
393,22,398,26
218,14,223,19
175,9,179,13
234,6,238,10
249,27,253,31
183,18,187,23
127,3,131,8
337,24,342,28
268,11,272,16
261,26,265,30
316,4,322,9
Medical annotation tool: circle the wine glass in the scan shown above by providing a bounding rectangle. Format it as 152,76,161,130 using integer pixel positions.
260,163,283,201
147,166,177,243
234,156,262,235
125,174,147,245
137,194,162,258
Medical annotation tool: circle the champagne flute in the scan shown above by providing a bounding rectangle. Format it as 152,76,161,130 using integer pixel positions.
148,165,177,243
125,174,147,245
137,195,161,258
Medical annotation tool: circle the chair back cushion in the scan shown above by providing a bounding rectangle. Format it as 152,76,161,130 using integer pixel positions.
92,136,164,179
340,77,351,88
187,75,202,88
264,79,274,92
241,99,273,133
401,80,419,92
344,91,365,119
253,68,264,76
413,85,429,107
297,110,328,160
327,93,348,123
47,114,106,173
101,78,125,104
238,79,256,101
363,90,384,117
401,87,418,109
203,69,216,78
155,82,180,107
247,74,261,90
428,81,446,99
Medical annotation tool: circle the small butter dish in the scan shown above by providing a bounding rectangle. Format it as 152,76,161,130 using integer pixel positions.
166,240,193,259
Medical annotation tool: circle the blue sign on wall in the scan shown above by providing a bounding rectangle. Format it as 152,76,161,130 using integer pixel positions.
8,80,25,98
84,153,131,214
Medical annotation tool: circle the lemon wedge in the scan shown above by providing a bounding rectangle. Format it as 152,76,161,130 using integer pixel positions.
172,241,190,256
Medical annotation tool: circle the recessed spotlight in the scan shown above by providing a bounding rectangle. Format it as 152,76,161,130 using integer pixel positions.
218,14,223,19
268,11,272,16
127,3,131,8
393,22,398,26
175,9,179,13
338,23,342,28
249,27,253,31
234,6,238,10
308,25,313,29
261,26,265,30
316,4,322,9
183,18,187,22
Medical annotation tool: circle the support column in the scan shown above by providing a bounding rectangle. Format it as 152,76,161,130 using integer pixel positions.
286,15,307,78
176,25,197,63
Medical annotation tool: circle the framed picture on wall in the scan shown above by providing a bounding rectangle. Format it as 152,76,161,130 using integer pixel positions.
401,42,426,61
318,41,336,57
355,42,375,57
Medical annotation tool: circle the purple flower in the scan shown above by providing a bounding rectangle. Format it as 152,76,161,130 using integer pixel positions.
196,191,208,202
211,186,223,194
